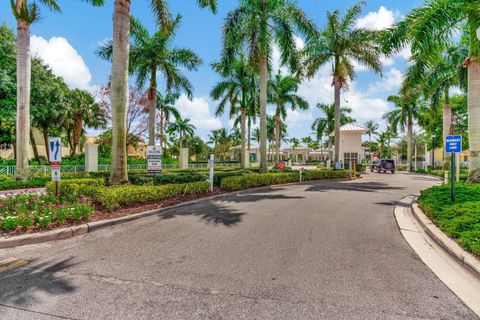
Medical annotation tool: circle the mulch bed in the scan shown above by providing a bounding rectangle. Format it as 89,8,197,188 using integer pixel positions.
0,188,226,238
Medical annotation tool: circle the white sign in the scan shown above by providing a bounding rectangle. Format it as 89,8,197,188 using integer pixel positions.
48,137,62,162
51,167,60,181
147,146,162,174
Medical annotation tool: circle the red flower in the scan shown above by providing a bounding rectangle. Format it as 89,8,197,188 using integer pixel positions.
54,204,61,209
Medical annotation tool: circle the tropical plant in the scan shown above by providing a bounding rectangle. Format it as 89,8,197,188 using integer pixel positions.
167,117,195,148
211,56,255,168
380,0,480,180
207,128,232,161
268,71,308,163
156,91,180,149
384,92,424,171
364,120,379,145
304,1,382,164
96,0,216,185
10,0,102,180
311,103,354,160
289,137,300,162
65,89,107,156
221,0,316,173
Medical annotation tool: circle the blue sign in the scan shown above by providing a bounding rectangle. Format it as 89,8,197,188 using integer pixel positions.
445,135,462,153
48,137,62,162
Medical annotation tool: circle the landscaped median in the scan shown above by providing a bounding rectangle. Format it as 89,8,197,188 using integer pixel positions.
0,169,352,240
417,183,480,256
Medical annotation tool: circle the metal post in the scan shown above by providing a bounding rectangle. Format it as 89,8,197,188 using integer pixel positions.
431,136,435,167
450,153,455,203
209,154,214,192
414,143,417,171
456,153,460,183
55,180,59,203
299,168,303,182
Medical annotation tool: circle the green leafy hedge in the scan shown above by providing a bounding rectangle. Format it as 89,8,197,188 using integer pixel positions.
418,183,480,256
46,178,105,198
0,177,51,191
81,181,210,211
303,170,349,181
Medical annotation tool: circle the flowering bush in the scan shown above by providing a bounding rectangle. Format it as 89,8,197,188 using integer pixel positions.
0,193,95,231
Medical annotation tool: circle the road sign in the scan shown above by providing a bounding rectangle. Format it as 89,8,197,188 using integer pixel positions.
48,137,62,162
51,167,60,181
278,162,286,170
445,135,462,153
147,146,162,174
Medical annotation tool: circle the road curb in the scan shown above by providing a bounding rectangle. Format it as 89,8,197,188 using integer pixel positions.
411,202,480,279
0,178,349,249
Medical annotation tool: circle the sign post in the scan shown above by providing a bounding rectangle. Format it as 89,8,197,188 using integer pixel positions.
445,135,462,203
208,154,214,192
147,146,162,174
48,137,62,201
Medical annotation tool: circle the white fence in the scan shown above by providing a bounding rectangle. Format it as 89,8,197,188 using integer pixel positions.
0,162,241,176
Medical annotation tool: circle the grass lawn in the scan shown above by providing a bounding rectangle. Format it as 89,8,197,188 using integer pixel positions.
418,183,480,256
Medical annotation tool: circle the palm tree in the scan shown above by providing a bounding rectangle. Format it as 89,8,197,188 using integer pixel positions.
384,93,423,171
311,103,354,161
10,0,102,180
289,137,300,163
104,0,216,185
156,91,180,149
211,56,255,169
405,45,468,149
97,16,201,148
364,120,379,145
167,117,195,148
207,128,232,161
221,0,316,173
304,2,382,164
377,132,389,158
268,72,309,164
381,0,480,180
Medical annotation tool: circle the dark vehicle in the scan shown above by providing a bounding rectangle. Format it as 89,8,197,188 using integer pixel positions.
371,159,395,174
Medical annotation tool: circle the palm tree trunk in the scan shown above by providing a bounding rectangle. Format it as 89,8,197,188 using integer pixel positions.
148,69,157,146
240,108,246,169
71,113,83,157
159,108,164,151
407,115,413,171
468,58,480,181
29,128,39,161
109,0,131,185
333,76,341,164
328,136,333,161
275,116,281,164
15,4,31,181
259,54,268,173
43,131,50,161
247,117,251,152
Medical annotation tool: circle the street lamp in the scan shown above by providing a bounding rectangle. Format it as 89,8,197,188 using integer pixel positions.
431,134,436,167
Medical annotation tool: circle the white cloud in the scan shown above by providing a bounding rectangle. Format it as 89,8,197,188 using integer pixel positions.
174,95,222,135
31,35,93,90
356,6,396,31
366,68,403,95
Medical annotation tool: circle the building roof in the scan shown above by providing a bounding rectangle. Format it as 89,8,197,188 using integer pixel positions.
329,123,368,136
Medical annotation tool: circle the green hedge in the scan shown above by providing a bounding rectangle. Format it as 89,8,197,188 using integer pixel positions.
45,178,105,198
303,170,349,181
418,184,480,256
0,177,51,191
129,172,206,186
81,181,210,211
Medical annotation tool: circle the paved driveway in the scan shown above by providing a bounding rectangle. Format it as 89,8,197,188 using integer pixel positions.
0,172,477,319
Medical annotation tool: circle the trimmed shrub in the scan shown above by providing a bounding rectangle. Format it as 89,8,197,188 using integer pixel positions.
46,178,105,198
82,181,210,211
0,177,51,191
221,173,299,191
303,170,349,181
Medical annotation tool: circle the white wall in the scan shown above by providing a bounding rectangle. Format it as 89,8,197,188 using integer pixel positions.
339,132,365,162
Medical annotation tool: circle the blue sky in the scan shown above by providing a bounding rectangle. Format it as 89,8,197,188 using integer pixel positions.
0,0,423,144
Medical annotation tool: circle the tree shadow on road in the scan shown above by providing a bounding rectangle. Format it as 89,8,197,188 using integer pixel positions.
158,189,304,227
0,258,77,306
305,181,406,193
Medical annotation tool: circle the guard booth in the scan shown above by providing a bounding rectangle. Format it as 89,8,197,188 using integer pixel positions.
329,123,368,165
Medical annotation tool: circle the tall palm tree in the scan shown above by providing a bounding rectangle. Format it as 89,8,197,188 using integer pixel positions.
377,131,389,157
104,0,216,185
207,128,232,161
364,120,379,145
268,72,309,164
381,0,480,180
97,16,201,147
304,2,382,164
384,93,423,171
156,91,180,149
221,0,316,173
289,137,300,163
167,117,195,148
311,103,354,161
406,45,468,149
10,0,102,180
211,56,255,169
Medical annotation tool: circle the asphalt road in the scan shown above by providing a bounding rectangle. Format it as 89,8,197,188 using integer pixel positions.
0,172,478,319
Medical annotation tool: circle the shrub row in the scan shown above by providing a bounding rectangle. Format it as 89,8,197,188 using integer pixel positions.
418,184,480,256
303,170,350,181
46,178,105,198
0,177,51,191
81,181,210,211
